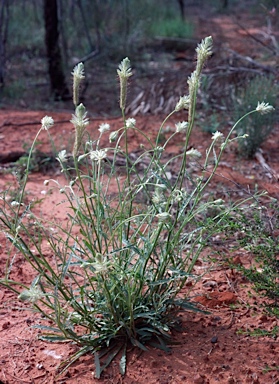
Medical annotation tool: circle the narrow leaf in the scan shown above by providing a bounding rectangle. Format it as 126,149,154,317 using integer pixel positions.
119,344,127,376
39,335,67,342
131,338,148,351
94,352,101,379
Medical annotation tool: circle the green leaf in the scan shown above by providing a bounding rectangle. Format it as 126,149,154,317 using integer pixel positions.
171,299,210,314
130,338,148,351
59,345,94,375
136,327,161,337
119,344,127,376
33,325,61,333
39,335,68,342
94,345,122,379
61,253,73,281
94,352,101,379
148,278,171,286
149,336,171,353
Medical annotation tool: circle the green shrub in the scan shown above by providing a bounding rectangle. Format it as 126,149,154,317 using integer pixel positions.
218,199,279,315
8,3,43,53
148,17,194,39
0,37,274,378
234,75,277,158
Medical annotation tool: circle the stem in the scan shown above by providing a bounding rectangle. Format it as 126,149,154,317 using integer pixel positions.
199,109,257,195
122,109,133,241
15,127,43,224
176,85,198,192
73,156,102,253
155,110,176,148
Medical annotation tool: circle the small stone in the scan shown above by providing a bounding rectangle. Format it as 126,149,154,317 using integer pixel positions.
151,360,159,368
211,335,218,344
259,315,268,323
212,316,222,322
232,255,243,265
2,322,10,330
193,373,205,384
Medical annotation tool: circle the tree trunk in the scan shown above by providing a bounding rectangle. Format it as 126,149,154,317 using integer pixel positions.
43,0,70,100
222,0,228,8
177,0,184,20
0,0,9,91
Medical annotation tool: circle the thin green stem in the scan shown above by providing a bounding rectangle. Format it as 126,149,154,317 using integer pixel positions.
155,110,176,148
122,110,133,241
15,127,43,223
73,157,102,253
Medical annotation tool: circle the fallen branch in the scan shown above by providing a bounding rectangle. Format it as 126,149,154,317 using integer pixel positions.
0,119,69,128
206,65,269,75
234,19,278,56
255,150,278,180
225,48,277,74
74,48,100,65
0,115,122,129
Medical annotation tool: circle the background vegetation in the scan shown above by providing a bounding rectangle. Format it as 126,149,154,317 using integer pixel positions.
0,0,278,115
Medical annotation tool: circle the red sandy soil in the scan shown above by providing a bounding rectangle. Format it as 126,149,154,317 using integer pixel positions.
0,108,278,384
0,6,279,384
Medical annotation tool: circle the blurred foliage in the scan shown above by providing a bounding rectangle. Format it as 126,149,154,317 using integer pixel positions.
3,0,195,66
1,0,195,107
8,3,43,53
234,75,277,158
0,0,277,111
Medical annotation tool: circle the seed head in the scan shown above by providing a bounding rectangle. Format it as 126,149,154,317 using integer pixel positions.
126,117,136,128
72,62,85,80
196,36,213,64
89,149,107,162
152,190,165,205
175,121,188,133
56,149,67,163
175,95,190,112
18,286,44,303
71,103,89,157
256,101,275,115
41,116,54,130
156,212,171,222
154,146,164,154
10,201,20,207
117,57,132,111
72,62,85,106
92,253,110,274
171,189,183,203
81,253,110,274
117,57,132,80
98,123,110,134
186,148,202,158
187,71,199,96
211,131,224,142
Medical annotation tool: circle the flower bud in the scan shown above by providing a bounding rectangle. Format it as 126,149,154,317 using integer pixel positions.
109,131,119,143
